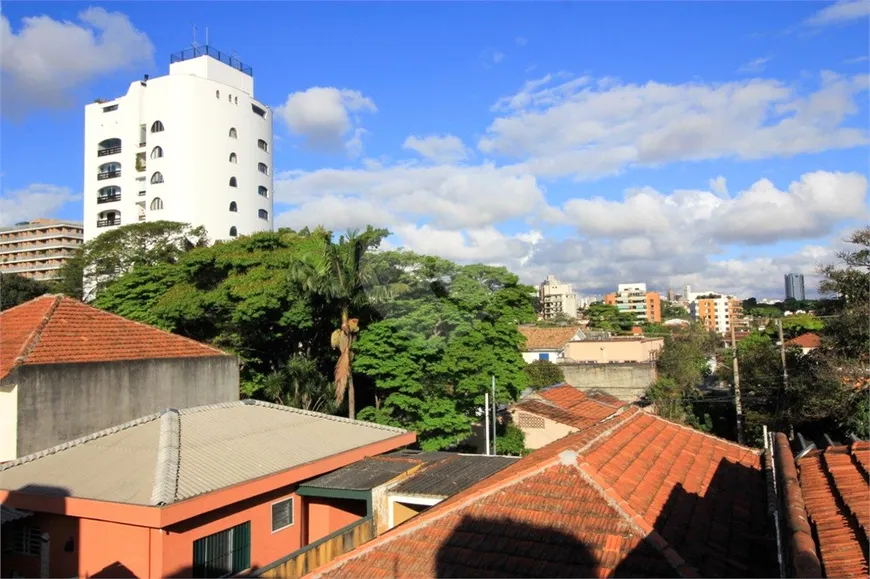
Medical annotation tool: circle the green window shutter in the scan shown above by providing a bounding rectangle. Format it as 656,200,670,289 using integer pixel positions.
232,522,251,573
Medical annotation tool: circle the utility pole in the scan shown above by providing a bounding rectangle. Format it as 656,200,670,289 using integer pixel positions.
731,320,745,444
484,391,490,456
777,319,793,439
491,375,497,455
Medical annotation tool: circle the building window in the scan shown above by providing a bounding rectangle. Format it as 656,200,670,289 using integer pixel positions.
252,104,266,118
151,172,164,184
150,146,163,159
229,177,238,187
271,498,294,532
216,90,220,99
97,186,121,204
258,209,269,220
258,139,268,152
97,211,121,228
229,127,238,138
229,226,238,237
234,96,238,105
192,521,250,578
539,353,550,361
229,201,238,212
229,152,237,164
150,120,164,133
150,197,164,211
258,163,268,175
102,104,118,113
258,186,269,198
139,124,147,146
3,525,42,556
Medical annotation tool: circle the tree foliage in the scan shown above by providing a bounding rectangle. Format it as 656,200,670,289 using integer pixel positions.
496,423,527,456
661,301,690,320
0,273,52,310
58,220,208,300
523,359,565,390
585,303,636,332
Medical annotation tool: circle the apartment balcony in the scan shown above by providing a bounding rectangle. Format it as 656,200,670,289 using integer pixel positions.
97,193,121,204
97,146,121,157
97,218,121,228
97,170,121,181
97,138,122,157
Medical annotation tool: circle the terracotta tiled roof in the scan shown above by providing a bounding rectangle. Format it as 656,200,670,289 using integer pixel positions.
0,295,228,380
794,440,870,578
787,333,822,349
514,384,624,430
314,408,773,578
518,326,581,350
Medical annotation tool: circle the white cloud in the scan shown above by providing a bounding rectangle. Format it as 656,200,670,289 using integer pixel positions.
515,36,528,46
0,8,154,117
805,0,870,27
402,135,470,163
479,48,505,67
737,56,771,74
844,55,869,64
709,176,728,197
478,72,868,179
0,184,81,226
394,224,536,264
277,195,395,232
275,87,377,154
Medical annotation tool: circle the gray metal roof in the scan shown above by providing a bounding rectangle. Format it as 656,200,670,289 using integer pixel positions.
390,454,518,498
300,457,417,491
1,505,32,525
0,401,408,506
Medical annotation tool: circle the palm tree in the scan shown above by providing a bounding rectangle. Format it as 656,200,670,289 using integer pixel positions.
262,354,336,413
293,227,393,419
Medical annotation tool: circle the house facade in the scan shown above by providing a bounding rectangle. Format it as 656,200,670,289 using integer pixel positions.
518,326,585,363
0,401,415,578
562,336,664,363
0,295,239,461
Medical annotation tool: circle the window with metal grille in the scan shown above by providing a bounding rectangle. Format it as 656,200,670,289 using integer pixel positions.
271,498,294,532
2,525,42,556
517,413,545,429
192,521,250,578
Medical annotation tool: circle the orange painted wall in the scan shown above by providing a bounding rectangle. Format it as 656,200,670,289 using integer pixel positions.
305,497,367,543
161,486,304,577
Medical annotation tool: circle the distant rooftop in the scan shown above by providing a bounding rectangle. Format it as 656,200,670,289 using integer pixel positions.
170,45,252,77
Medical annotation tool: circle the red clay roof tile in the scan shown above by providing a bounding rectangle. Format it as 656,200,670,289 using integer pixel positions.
796,443,870,578
787,333,822,349
0,295,228,380
513,385,624,430
313,408,773,578
518,326,582,350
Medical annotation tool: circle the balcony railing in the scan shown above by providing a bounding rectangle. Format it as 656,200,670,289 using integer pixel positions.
97,170,121,181
97,193,121,204
97,146,122,157
97,218,121,228
138,190,146,196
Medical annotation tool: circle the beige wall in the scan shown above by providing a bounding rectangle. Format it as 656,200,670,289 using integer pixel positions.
563,338,663,363
511,409,579,450
0,383,18,462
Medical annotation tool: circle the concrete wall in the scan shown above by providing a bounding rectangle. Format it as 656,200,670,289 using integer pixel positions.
559,362,656,402
563,338,663,364
9,356,239,457
305,497,367,544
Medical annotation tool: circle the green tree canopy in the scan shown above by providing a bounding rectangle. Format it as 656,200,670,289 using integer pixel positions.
585,303,636,332
661,301,690,320
523,359,565,390
0,273,52,310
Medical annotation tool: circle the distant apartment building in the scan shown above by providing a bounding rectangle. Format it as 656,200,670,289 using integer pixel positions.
604,283,661,323
539,274,578,319
0,219,83,282
784,273,806,301
690,294,745,335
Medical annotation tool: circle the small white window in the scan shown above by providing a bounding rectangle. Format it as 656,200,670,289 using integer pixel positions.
258,139,268,152
216,90,220,99
229,127,238,138
271,498,294,532
229,201,238,212
151,172,164,184
258,163,268,175
150,146,163,159
234,96,238,105
258,186,268,198
228,93,232,102
229,226,238,237
229,152,238,164
258,209,269,220
150,120,164,133
150,197,164,211
229,177,238,187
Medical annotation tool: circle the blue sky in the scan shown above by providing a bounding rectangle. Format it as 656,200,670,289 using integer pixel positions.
2,1,868,298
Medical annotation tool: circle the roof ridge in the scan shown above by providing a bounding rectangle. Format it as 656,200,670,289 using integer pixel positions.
150,409,181,506
311,408,641,579
9,295,62,373
649,412,763,455
573,458,698,577
0,410,164,471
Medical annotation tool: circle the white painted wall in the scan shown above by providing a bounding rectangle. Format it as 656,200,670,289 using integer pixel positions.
521,350,562,364
83,53,273,244
0,383,19,462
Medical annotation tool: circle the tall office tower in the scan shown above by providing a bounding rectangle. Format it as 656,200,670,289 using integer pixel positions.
784,273,806,301
83,46,274,243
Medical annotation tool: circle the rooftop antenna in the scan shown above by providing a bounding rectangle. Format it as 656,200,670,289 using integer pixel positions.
205,26,209,47
189,22,199,53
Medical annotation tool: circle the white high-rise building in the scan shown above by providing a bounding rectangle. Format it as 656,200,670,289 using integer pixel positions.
539,274,579,319
83,46,274,243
